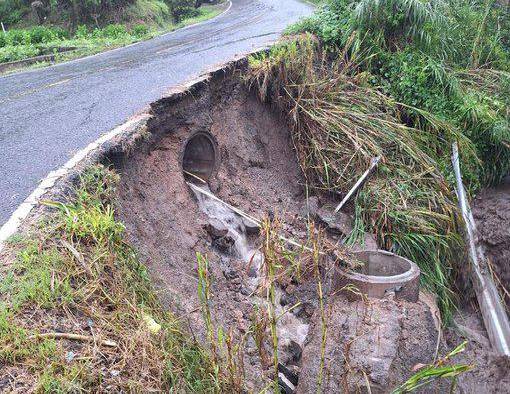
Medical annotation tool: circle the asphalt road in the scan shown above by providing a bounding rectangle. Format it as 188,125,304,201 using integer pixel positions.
0,0,313,224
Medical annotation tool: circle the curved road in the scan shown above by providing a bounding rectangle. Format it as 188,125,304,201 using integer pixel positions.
0,0,312,224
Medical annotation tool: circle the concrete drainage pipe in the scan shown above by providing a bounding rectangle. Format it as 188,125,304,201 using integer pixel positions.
334,250,421,302
181,131,219,182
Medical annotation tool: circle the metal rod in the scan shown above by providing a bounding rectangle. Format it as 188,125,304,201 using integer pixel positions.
452,142,510,356
334,156,381,213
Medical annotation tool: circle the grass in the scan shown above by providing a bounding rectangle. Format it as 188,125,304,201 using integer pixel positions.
391,341,472,393
247,35,473,319
0,3,225,75
0,165,218,392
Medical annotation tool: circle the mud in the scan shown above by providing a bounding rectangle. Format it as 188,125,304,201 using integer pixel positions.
473,176,510,309
111,66,510,392
115,69,312,390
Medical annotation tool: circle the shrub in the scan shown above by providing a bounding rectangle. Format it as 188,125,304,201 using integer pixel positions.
167,0,199,22
6,29,31,46
132,23,149,37
0,33,6,48
27,26,57,44
0,0,28,25
101,24,128,39
0,44,39,63
75,25,90,39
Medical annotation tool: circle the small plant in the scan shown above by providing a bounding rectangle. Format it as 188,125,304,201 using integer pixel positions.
391,341,473,393
75,25,90,39
101,24,128,39
132,23,150,37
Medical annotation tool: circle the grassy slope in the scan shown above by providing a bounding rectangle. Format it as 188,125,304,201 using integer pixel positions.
262,0,510,320
0,166,218,392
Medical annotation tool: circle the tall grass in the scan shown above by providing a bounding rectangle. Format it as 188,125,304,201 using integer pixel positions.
248,36,476,319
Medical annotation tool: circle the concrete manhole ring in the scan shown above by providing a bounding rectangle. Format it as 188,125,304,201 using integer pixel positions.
334,250,421,302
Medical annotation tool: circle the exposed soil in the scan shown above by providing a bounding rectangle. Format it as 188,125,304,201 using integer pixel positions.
473,176,510,310
111,67,510,392
115,70,311,390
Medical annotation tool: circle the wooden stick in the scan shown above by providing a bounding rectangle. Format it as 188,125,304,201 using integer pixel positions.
29,332,117,347
452,142,510,356
334,156,380,213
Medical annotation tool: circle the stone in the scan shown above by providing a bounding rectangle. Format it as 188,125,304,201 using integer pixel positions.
315,207,353,237
205,218,228,239
242,217,260,235
300,196,319,219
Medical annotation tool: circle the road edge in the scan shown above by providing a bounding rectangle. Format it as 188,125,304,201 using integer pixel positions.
0,50,266,254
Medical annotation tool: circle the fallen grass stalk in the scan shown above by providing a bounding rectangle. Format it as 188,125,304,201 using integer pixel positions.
28,332,117,347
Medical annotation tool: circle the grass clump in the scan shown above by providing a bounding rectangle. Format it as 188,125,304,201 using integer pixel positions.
0,164,218,392
252,0,510,320
248,36,473,319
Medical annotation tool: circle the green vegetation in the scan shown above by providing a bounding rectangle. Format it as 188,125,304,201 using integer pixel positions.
392,341,472,393
0,165,218,392
0,1,224,67
0,0,202,27
249,0,510,320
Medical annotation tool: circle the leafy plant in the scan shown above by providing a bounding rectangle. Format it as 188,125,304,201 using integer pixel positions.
392,341,472,393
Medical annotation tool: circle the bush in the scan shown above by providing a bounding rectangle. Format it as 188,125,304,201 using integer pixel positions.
0,44,39,63
132,23,149,37
100,24,128,39
0,33,6,48
75,25,90,39
0,0,28,25
167,0,199,22
5,29,30,46
27,26,57,44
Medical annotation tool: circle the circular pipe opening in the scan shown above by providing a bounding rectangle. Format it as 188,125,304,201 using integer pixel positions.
334,250,421,302
181,132,218,182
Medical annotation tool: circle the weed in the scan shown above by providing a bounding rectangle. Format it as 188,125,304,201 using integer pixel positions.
391,341,472,393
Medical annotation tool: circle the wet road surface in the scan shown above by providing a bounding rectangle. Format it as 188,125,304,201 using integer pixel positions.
0,0,313,223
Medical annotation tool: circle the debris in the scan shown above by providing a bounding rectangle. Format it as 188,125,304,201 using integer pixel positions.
142,313,162,334
65,351,75,362
28,332,117,347
316,207,353,236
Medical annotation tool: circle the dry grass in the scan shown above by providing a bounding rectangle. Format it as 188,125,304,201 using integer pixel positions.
247,35,476,319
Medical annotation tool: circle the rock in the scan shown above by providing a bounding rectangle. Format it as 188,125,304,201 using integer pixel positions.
316,207,353,237
213,235,235,253
286,340,303,364
280,292,298,307
300,196,319,219
242,217,260,235
295,302,315,319
205,218,228,239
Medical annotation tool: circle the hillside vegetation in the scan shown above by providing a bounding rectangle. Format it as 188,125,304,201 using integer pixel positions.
248,0,510,319
0,0,207,27
0,0,223,65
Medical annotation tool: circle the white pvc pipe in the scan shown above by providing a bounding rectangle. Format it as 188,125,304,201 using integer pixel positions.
452,142,510,356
